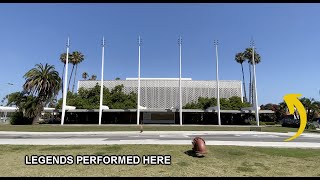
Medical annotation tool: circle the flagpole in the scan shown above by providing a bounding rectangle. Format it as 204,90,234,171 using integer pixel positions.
99,37,105,125
214,40,221,125
251,39,260,126
178,36,182,126
137,36,141,125
61,37,70,126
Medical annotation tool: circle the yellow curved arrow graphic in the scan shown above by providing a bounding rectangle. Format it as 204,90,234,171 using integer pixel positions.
283,94,307,142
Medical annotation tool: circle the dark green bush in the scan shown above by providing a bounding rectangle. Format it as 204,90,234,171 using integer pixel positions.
265,122,276,125
306,123,317,130
10,112,33,125
249,121,266,125
281,118,300,128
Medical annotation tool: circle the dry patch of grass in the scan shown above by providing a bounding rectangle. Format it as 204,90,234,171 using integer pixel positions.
0,145,320,177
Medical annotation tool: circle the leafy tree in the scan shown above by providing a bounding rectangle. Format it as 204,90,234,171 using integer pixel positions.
235,52,247,102
82,72,89,80
300,97,320,121
184,101,201,109
183,96,250,110
260,103,281,122
115,77,121,80
228,96,251,110
5,91,24,107
23,63,61,124
56,84,137,109
70,51,85,93
59,52,71,94
243,47,261,105
89,74,97,80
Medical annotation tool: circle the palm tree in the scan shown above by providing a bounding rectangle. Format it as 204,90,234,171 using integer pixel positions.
23,63,61,124
300,97,320,121
82,72,89,80
235,52,247,102
243,48,261,104
90,74,97,80
71,51,85,93
48,97,57,108
60,52,71,94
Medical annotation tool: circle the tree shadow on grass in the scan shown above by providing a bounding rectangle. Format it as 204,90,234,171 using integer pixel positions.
184,150,206,158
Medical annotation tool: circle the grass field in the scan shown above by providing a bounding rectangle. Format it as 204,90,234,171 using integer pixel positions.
0,124,318,133
0,145,320,177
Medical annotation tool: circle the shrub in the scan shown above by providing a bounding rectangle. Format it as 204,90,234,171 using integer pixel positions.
10,112,33,125
38,118,60,124
265,122,276,125
249,121,266,125
281,118,300,128
306,122,319,130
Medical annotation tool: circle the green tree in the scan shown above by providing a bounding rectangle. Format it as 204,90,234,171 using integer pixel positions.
115,77,121,80
90,74,97,80
235,52,247,102
59,52,71,94
56,84,137,110
71,51,85,93
300,97,320,121
23,63,61,124
5,91,24,107
183,96,250,110
243,47,261,105
82,72,89,80
260,103,282,122
228,96,250,110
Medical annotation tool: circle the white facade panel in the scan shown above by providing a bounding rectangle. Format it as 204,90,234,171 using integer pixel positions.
78,79,242,109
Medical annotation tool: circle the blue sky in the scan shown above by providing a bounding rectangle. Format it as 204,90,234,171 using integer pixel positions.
0,3,320,105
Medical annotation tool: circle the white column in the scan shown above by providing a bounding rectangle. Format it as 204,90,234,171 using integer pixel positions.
99,37,105,125
137,36,141,125
215,40,221,126
179,36,182,125
240,81,243,103
251,40,260,126
61,37,70,126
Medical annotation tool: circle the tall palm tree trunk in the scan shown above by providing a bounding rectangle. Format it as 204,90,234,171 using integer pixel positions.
72,64,78,93
68,65,75,92
241,63,247,102
32,103,43,125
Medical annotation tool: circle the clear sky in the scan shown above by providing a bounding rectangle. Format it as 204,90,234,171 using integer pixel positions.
0,3,320,105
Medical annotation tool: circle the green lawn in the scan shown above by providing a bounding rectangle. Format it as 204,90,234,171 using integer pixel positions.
0,124,318,133
0,145,319,177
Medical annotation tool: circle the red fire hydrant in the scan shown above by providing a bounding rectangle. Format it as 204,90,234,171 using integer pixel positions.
192,137,207,156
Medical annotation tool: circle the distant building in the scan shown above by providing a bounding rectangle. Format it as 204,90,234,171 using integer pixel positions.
78,78,243,109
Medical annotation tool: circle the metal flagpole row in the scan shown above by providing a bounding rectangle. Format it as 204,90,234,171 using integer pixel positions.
178,36,183,125
60,36,259,127
61,37,70,126
137,36,142,125
251,39,260,126
214,40,221,126
98,37,105,125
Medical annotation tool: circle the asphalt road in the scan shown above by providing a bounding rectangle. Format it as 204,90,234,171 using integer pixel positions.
0,133,320,142
0,131,320,148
